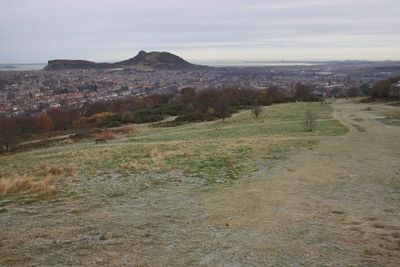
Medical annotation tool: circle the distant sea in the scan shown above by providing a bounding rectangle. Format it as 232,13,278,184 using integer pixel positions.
0,61,323,71
197,61,324,67
0,63,46,71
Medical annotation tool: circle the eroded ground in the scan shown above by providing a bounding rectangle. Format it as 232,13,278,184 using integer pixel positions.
200,101,400,266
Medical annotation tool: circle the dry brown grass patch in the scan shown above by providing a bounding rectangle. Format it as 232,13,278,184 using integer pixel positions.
384,110,400,119
94,131,114,142
146,147,166,171
46,165,75,177
0,175,53,197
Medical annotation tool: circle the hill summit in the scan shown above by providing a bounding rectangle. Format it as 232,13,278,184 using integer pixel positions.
43,51,205,71
118,50,201,70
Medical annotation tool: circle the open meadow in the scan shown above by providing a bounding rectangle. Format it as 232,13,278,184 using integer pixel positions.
1,101,400,266
0,102,343,199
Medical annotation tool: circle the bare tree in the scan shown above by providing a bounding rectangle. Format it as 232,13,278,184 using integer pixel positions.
215,95,230,121
0,116,18,152
304,110,318,131
347,86,362,97
36,113,53,133
252,103,263,119
295,83,312,101
180,87,196,104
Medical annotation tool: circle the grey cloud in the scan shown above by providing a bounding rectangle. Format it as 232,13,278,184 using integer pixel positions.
0,0,399,63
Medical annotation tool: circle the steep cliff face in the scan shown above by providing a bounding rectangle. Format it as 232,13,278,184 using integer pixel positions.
43,60,113,71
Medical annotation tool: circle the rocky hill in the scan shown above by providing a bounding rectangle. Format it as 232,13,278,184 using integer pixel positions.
43,51,205,71
43,60,113,71
118,50,203,70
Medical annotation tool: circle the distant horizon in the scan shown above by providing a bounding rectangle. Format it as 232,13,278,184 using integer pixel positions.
1,57,400,66
2,58,400,72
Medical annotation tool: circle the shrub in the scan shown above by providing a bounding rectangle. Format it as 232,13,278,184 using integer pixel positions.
94,131,114,143
121,111,135,123
206,107,215,114
133,113,164,124
182,103,196,115
78,112,120,127
177,111,219,123
104,119,122,128
153,111,219,127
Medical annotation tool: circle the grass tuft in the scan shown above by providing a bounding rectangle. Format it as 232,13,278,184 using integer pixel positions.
0,175,53,196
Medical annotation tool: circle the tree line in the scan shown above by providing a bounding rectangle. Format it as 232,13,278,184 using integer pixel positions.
368,76,400,99
0,84,319,153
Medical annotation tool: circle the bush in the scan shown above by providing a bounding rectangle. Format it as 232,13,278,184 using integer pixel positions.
153,111,219,127
177,111,219,123
94,131,114,143
121,111,135,123
78,112,121,127
104,119,122,128
133,113,165,123
132,103,184,124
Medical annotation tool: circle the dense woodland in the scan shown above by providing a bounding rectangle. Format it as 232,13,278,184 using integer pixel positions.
1,77,399,153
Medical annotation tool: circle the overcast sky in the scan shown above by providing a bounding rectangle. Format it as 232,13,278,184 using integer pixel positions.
1,0,399,63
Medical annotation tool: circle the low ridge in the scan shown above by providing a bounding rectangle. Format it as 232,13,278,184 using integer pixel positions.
43,51,206,71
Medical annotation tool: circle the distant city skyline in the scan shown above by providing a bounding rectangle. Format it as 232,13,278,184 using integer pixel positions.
1,0,400,63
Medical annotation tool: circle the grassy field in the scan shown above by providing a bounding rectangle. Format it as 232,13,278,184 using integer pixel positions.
0,102,346,200
3,100,400,266
0,102,350,266
377,109,400,127
0,102,348,265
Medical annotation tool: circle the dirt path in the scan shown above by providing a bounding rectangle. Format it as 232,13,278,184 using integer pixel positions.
199,100,400,266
